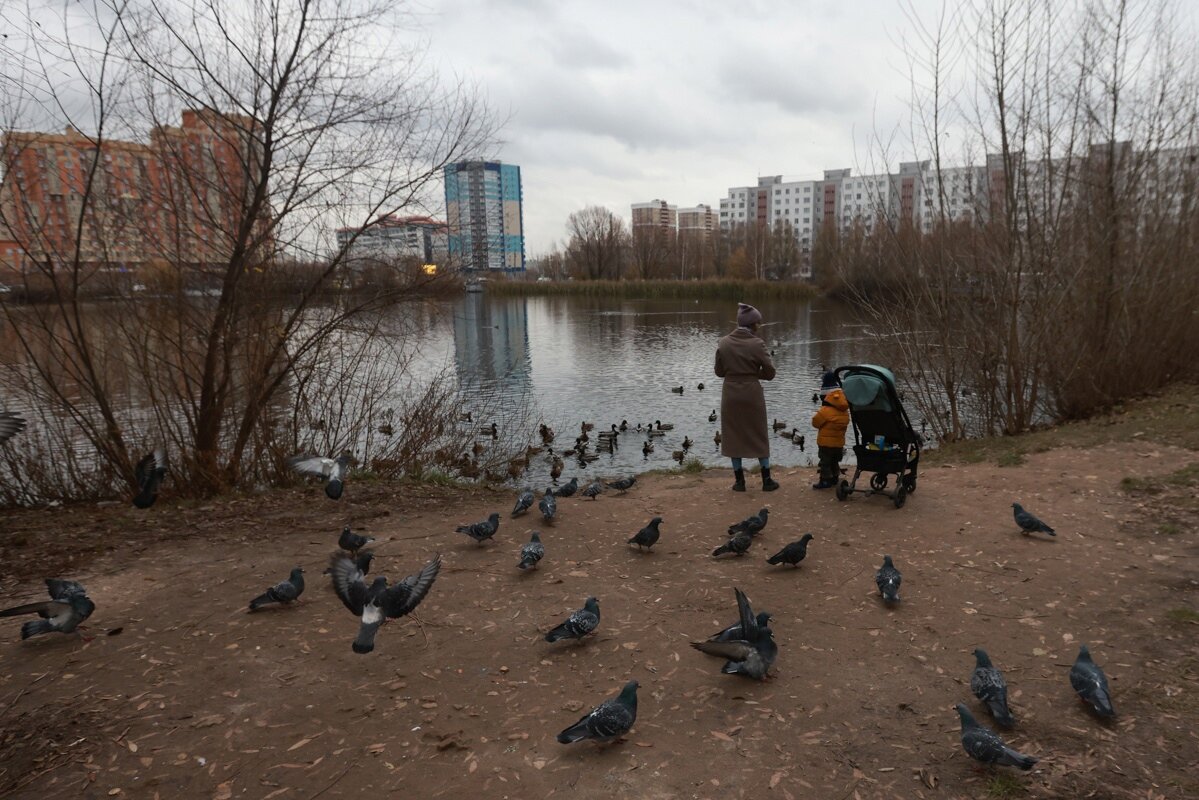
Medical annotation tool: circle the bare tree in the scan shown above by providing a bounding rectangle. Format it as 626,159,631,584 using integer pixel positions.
564,206,628,280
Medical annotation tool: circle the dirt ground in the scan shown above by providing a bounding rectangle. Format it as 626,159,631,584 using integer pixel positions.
1,437,1197,799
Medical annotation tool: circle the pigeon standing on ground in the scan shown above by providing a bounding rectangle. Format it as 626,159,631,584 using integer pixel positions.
328,552,442,654
557,680,639,744
1012,503,1055,536
248,567,306,611
971,648,1015,728
338,526,375,557
628,517,662,551
0,411,27,446
538,488,557,523
512,488,535,517
289,453,352,500
955,704,1038,770
606,476,636,494
691,588,776,680
518,532,545,570
875,555,902,604
456,513,501,545
1070,644,1115,718
545,596,600,643
767,534,814,567
0,579,95,640
582,480,604,499
555,477,579,498
728,508,769,537
713,532,753,558
132,449,168,508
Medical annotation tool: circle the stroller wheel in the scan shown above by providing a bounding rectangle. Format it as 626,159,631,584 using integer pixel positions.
903,475,917,494
893,483,908,509
835,480,850,501
870,473,888,491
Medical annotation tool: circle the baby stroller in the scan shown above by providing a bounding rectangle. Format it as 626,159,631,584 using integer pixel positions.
832,364,921,508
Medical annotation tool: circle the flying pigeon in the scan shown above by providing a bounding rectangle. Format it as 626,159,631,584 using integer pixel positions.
328,552,442,654
708,610,772,643
712,532,753,558
1070,644,1115,718
248,567,305,611
132,449,168,508
955,704,1038,770
767,534,814,567
1012,503,1055,536
323,549,373,577
518,532,544,570
971,648,1014,728
338,526,375,556
557,680,639,744
545,596,600,643
728,508,769,537
691,588,776,680
607,476,636,493
555,477,579,498
0,579,95,640
875,555,902,604
289,453,352,500
628,517,662,551
0,411,27,447
457,513,500,545
582,480,604,500
538,488,557,523
512,488,535,517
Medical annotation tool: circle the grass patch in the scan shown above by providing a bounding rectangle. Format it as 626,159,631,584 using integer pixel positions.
1158,522,1182,535
985,773,1027,798
680,457,706,474
996,450,1026,467
485,278,817,301
1166,608,1199,624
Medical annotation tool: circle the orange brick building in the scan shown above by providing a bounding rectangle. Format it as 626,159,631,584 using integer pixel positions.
0,109,263,283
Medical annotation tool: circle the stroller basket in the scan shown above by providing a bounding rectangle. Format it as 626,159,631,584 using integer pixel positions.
832,364,921,509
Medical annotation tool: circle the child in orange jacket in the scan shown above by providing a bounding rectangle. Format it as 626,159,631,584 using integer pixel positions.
811,371,850,489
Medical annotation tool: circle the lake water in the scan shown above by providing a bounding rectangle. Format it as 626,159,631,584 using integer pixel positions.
415,292,924,487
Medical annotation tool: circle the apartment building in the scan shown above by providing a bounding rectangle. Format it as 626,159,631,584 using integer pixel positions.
444,160,525,272
630,199,678,232
677,204,717,238
335,215,449,267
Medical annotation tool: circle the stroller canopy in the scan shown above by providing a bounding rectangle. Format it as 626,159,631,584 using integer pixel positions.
840,364,896,413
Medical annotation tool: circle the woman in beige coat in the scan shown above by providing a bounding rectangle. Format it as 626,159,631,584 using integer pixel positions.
715,303,778,492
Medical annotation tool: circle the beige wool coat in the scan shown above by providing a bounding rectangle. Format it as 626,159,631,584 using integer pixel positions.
714,327,776,458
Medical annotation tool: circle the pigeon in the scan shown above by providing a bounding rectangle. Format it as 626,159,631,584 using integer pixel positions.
289,453,352,500
692,588,776,680
457,513,500,545
955,704,1038,770
607,476,636,493
708,611,772,643
538,488,557,523
132,449,168,508
0,411,27,446
713,532,753,558
518,532,544,570
545,596,600,643
338,526,375,556
557,680,639,745
555,477,579,497
323,549,373,577
1012,503,1055,536
1070,644,1115,718
875,555,902,604
767,534,814,567
329,552,442,654
628,517,662,551
0,579,95,639
582,480,604,499
971,648,1015,728
512,488,535,517
248,567,305,611
728,507,769,537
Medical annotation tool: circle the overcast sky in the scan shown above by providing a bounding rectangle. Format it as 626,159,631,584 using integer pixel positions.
419,0,937,254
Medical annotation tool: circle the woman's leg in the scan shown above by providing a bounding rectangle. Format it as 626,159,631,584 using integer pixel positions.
759,456,778,491
731,457,745,491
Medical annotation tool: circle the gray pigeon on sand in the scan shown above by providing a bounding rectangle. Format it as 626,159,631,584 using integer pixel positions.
338,526,375,556
457,513,500,545
1012,503,1055,536
767,534,813,567
512,488,535,517
582,480,604,500
628,517,662,551
538,488,557,523
0,579,95,639
955,704,1038,770
248,567,305,611
518,532,544,570
712,532,753,558
971,648,1014,728
328,552,442,654
1070,644,1115,718
728,507,769,537
554,477,579,498
606,476,636,493
557,680,639,744
691,588,776,680
875,555,901,604
545,596,600,643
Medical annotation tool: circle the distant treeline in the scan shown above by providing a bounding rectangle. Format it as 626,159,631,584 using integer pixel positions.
484,278,818,301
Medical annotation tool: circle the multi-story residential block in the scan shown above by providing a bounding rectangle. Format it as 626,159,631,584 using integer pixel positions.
631,199,677,232
444,160,525,273
0,109,263,280
335,215,449,267
677,204,717,238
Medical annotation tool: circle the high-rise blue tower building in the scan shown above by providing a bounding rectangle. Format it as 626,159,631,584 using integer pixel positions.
444,160,525,272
